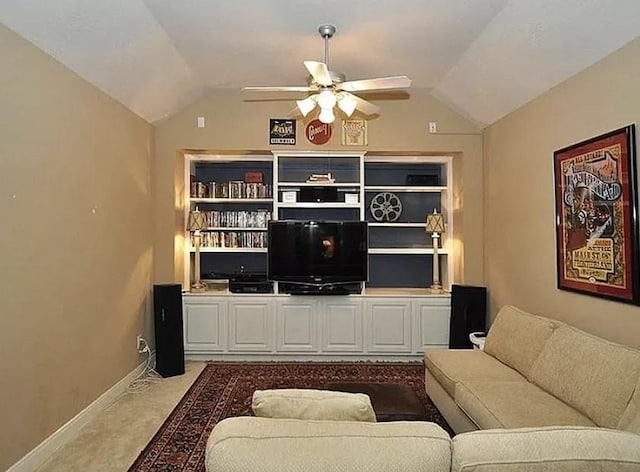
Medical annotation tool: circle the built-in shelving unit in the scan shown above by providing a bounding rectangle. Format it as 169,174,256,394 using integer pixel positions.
184,151,454,290
185,154,273,282
182,151,454,359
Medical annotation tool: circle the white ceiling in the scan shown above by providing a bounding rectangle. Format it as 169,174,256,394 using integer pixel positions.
2,0,639,126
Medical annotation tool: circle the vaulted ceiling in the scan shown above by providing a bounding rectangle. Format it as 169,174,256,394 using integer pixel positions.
2,0,639,126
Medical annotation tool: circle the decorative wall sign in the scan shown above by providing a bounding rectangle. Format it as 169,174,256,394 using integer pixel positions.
269,119,296,145
370,192,402,222
342,119,368,146
553,124,639,304
305,119,332,145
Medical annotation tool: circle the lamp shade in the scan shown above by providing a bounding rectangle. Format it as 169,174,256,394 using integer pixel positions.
337,92,357,117
318,107,336,124
296,95,317,117
187,210,207,231
317,89,337,109
425,210,445,233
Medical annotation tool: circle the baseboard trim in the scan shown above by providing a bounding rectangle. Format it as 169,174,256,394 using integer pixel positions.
7,355,152,472
185,353,424,362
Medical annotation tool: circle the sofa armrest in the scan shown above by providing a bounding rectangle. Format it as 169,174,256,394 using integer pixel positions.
251,388,376,422
451,426,640,472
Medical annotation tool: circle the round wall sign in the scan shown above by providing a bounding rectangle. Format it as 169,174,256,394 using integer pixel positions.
305,119,332,145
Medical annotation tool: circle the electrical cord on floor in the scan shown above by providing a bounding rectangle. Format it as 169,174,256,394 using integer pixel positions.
126,338,163,393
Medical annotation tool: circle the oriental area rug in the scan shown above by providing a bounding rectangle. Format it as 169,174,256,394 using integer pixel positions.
128,361,451,472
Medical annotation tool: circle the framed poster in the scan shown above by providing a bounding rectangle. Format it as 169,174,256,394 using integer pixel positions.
553,124,639,304
269,119,296,145
342,119,367,146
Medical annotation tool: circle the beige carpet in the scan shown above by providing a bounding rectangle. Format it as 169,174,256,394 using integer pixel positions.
35,361,205,472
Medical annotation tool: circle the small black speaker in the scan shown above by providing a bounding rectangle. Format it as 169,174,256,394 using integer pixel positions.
449,284,487,349
299,186,338,202
406,174,440,186
153,284,185,377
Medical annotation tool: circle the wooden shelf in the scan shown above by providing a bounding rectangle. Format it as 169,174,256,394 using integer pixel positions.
203,227,267,231
365,185,446,192
368,222,426,228
191,198,272,203
277,202,361,208
278,182,361,187
368,247,450,255
192,247,268,253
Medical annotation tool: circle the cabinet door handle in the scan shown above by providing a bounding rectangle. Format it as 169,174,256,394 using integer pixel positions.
161,308,165,323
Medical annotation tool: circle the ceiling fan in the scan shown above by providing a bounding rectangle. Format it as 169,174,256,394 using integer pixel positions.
242,24,411,124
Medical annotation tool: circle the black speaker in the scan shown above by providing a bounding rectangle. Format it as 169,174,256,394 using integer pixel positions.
153,284,185,377
449,284,487,349
299,186,338,202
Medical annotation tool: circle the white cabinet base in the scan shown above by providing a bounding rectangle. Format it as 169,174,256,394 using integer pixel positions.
184,291,450,360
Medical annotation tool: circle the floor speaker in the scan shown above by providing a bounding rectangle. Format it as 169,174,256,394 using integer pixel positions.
153,284,185,377
449,284,487,349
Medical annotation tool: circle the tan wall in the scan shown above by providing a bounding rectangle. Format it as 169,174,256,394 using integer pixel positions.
0,25,154,469
484,37,640,348
154,89,485,288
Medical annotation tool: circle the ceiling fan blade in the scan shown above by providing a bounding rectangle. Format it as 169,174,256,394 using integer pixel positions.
242,86,312,92
341,76,411,92
351,94,380,116
304,61,333,86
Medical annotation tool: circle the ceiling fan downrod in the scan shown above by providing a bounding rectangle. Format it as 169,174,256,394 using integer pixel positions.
318,24,335,68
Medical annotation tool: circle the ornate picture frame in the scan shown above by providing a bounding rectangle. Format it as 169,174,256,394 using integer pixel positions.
553,124,639,304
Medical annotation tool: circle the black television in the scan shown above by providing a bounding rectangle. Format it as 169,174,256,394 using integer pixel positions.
268,220,368,292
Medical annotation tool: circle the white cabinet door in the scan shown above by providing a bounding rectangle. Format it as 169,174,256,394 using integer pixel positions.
228,298,274,352
183,297,227,352
365,299,412,353
276,298,318,352
413,298,451,351
321,298,364,352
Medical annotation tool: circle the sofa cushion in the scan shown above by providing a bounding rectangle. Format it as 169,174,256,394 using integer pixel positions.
455,380,595,429
206,416,451,472
424,349,526,398
617,379,640,434
451,426,640,472
529,325,640,429
483,305,558,379
251,388,376,422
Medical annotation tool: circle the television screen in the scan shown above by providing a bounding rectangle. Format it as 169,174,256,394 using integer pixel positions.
268,220,368,285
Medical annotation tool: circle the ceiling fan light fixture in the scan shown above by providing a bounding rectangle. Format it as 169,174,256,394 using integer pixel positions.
318,107,335,124
243,24,411,121
296,96,317,117
317,89,337,109
337,93,358,117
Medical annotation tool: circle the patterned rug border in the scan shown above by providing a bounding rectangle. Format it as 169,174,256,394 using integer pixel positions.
128,360,447,472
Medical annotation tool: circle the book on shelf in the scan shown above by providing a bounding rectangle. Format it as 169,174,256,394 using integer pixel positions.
190,180,272,199
198,210,271,228
306,172,335,184
193,231,267,249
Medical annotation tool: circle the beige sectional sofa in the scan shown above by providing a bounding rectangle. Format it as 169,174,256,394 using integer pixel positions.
204,306,640,471
206,378,640,472
425,305,640,434
207,417,640,471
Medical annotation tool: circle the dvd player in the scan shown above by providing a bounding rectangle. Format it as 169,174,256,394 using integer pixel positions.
229,273,273,294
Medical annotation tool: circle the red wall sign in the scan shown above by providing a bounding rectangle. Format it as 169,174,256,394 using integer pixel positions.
305,119,332,145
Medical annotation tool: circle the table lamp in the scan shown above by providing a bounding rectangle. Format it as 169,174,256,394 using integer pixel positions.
425,209,446,292
187,209,207,292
